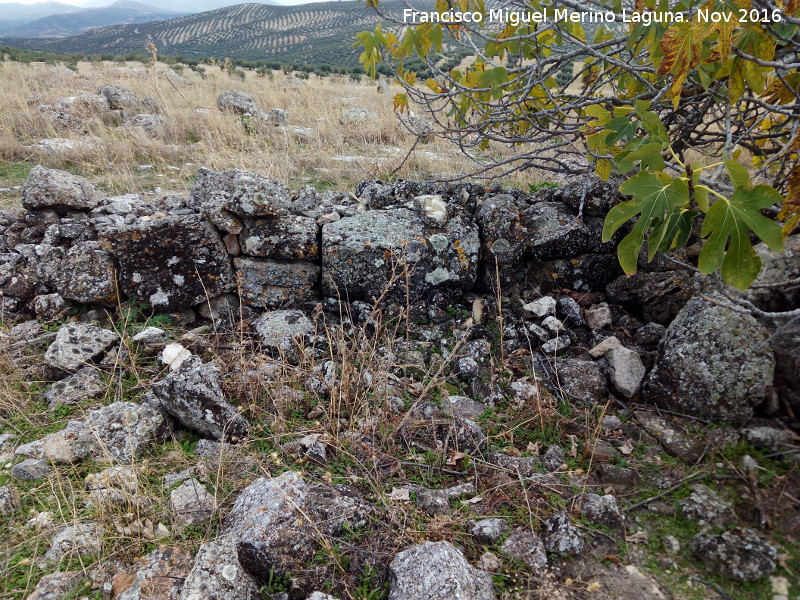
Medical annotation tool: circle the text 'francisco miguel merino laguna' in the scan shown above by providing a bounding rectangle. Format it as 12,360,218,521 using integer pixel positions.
402,7,784,25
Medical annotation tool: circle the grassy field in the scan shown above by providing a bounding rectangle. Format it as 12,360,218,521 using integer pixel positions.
0,58,548,203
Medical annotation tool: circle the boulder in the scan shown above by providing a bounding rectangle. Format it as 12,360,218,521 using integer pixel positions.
150,355,250,441
740,235,800,311
322,209,479,302
692,528,776,581
770,319,800,414
44,366,105,406
643,295,775,423
22,165,104,212
100,214,235,312
475,194,528,264
388,541,495,600
44,322,119,373
524,200,606,259
216,90,262,117
98,84,142,109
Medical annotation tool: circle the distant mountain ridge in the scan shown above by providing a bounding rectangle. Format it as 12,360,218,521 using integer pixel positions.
9,0,188,38
0,2,81,34
3,1,421,66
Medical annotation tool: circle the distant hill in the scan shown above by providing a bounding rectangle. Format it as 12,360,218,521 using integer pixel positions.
9,1,188,38
0,2,81,34
3,1,420,66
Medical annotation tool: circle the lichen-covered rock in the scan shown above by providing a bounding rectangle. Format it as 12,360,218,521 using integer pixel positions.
576,493,624,533
100,214,234,311
116,547,194,600
552,358,608,403
178,536,262,600
524,200,606,259
470,518,508,544
252,309,315,357
85,401,168,462
33,293,69,320
388,541,495,600
170,478,216,527
770,319,800,415
322,209,479,302
235,258,319,308
678,484,735,530
692,528,777,581
606,345,646,398
0,485,20,517
501,529,548,571
10,458,51,481
26,571,83,600
127,113,169,136
43,522,102,563
190,167,292,224
98,84,142,109
240,215,319,259
232,473,371,587
606,270,696,325
22,165,104,212
150,355,250,441
542,510,583,555
475,194,528,264
44,322,119,373
216,90,262,117
643,295,775,423
44,366,105,406
740,235,799,311
47,241,118,305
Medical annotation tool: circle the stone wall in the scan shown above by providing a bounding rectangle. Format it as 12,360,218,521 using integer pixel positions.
0,166,625,320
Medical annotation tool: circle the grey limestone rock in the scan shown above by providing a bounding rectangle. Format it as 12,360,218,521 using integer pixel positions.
643,295,775,422
0,485,20,517
234,257,318,308
26,571,84,600
692,528,777,581
98,84,142,109
10,458,52,481
678,484,735,529
44,366,105,406
22,165,105,212
475,194,528,264
240,215,319,260
634,410,702,463
170,478,216,527
252,309,315,358
43,522,102,563
388,541,495,600
47,241,118,305
190,167,292,223
44,323,119,373
150,355,250,441
552,358,608,403
501,529,548,570
470,518,508,544
542,510,583,555
606,345,646,398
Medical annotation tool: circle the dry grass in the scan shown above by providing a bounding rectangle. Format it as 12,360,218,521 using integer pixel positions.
0,59,547,202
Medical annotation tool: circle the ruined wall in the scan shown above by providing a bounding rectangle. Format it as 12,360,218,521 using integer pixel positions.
0,165,625,320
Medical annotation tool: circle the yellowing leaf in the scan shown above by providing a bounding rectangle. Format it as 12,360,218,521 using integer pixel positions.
657,20,711,105
393,93,409,113
596,158,613,181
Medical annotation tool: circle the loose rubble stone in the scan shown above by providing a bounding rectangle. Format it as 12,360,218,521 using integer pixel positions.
178,536,262,600
85,465,137,492
234,257,319,308
552,358,608,403
501,529,548,570
643,295,775,423
634,410,703,463
470,518,508,544
44,322,118,373
0,485,20,516
98,84,142,109
322,209,479,302
101,214,235,311
282,433,328,465
116,547,193,600
132,326,168,345
542,510,583,555
26,571,83,600
44,522,102,563
11,458,52,481
388,541,495,600
170,478,216,527
542,444,565,471
151,355,250,441
606,345,646,398
416,482,475,516
562,563,670,600
216,89,262,116
127,113,168,136
33,293,69,320
588,335,621,358
741,426,796,451
22,165,104,212
85,401,168,462
577,493,624,533
692,528,777,581
584,302,613,329
252,309,315,358
678,484,735,529
44,366,105,406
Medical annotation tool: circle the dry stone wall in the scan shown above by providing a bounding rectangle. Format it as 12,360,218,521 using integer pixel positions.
0,165,625,319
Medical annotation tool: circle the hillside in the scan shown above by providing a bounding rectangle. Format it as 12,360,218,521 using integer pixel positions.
9,1,188,39
0,2,81,34
3,1,419,66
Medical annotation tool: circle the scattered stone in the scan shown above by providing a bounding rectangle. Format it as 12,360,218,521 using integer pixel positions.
606,345,646,398
132,326,168,345
416,482,476,516
634,410,703,463
43,522,102,563
282,433,328,465
522,296,557,318
150,355,250,441
44,366,105,406
85,465,137,493
584,302,613,329
741,426,796,451
252,309,315,358
98,84,142,109
541,336,571,354
552,358,608,403
0,485,20,517
128,113,168,136
643,294,775,423
577,493,624,533
340,108,376,124
44,322,119,373
587,439,617,463
178,535,262,600
11,458,51,481
33,293,69,320
602,415,622,431
170,478,216,527
115,547,193,600
479,552,502,572
216,89,262,117
679,484,735,529
596,464,641,490
85,401,168,462
470,518,508,544
161,342,192,371
501,529,548,570
542,444,565,471
388,541,495,600
542,510,583,555
26,571,83,600
22,165,104,212
692,528,777,581
444,395,486,420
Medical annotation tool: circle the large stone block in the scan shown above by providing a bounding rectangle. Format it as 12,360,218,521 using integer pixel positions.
239,215,318,260
234,257,318,308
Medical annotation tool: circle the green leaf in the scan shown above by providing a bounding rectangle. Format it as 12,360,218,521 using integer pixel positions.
605,172,690,274
605,116,638,145
724,160,751,190
698,185,784,288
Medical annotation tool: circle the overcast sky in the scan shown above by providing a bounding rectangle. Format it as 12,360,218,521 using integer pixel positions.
0,0,322,6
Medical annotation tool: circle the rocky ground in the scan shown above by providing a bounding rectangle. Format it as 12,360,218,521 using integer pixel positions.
0,160,798,600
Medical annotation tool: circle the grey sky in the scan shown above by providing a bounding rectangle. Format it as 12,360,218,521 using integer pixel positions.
0,0,325,6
